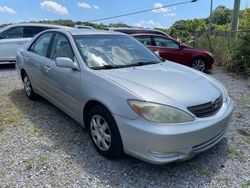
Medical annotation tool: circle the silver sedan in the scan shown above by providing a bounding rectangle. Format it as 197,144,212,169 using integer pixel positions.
16,29,234,164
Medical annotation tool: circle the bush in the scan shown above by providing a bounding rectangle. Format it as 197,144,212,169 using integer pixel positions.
224,33,250,76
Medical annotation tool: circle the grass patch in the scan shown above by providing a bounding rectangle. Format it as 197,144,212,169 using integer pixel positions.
36,155,49,169
25,155,49,171
243,136,250,148
0,102,23,126
33,124,44,136
184,160,212,176
25,159,33,171
226,147,245,162
238,94,250,108
241,180,250,188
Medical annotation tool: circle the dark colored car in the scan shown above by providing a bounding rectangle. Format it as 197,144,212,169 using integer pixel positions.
109,27,172,38
132,33,214,72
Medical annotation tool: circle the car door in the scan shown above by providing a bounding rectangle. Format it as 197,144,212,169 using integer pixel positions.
43,33,81,119
0,26,28,61
24,32,54,93
152,36,184,64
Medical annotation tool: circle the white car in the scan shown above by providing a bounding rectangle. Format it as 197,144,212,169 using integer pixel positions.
0,23,70,62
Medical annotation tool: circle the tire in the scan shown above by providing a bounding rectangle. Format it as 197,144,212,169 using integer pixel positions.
87,105,123,159
191,58,207,72
23,74,38,100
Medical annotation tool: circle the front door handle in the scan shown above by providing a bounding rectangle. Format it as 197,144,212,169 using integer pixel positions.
24,56,30,61
44,65,51,72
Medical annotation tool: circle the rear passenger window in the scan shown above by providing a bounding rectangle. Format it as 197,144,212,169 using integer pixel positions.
0,27,24,39
135,36,152,46
24,26,50,38
29,32,53,57
50,33,74,61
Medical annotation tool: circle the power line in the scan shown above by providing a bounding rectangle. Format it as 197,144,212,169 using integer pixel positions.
86,0,197,23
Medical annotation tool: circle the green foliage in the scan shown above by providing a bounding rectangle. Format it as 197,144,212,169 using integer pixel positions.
239,8,250,29
211,6,232,25
224,32,250,76
167,6,249,43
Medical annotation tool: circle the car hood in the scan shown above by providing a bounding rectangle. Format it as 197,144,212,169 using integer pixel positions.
98,62,222,107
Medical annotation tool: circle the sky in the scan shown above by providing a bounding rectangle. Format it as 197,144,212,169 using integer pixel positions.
0,0,249,28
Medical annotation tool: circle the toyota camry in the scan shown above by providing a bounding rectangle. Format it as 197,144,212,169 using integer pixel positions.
16,29,234,164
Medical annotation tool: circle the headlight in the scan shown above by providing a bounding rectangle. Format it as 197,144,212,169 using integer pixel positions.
128,100,194,123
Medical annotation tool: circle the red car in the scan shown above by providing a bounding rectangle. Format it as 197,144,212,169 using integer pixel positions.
132,33,214,72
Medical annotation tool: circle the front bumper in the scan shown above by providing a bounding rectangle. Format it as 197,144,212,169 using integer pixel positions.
114,99,234,164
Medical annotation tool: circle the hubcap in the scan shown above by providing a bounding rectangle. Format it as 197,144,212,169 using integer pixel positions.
24,76,32,96
192,59,206,72
90,115,111,151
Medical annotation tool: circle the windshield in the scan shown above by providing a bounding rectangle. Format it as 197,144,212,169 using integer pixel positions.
74,35,161,69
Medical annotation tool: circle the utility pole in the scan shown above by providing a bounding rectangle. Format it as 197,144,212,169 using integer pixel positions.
208,0,213,36
231,0,241,36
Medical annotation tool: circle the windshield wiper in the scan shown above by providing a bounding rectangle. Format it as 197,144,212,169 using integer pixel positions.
91,64,124,70
128,61,159,67
91,61,159,70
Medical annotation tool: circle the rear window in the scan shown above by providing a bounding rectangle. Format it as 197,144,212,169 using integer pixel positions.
23,26,52,38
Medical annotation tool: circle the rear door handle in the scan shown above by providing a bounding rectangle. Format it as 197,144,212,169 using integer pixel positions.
44,65,51,72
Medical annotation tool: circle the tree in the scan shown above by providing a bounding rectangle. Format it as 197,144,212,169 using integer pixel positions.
211,6,232,25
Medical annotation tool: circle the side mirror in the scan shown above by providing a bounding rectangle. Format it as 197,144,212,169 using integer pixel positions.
179,44,184,49
55,57,79,71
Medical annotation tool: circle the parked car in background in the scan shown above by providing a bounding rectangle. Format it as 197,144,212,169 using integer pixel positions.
16,29,234,164
0,23,70,62
132,33,214,72
109,27,172,38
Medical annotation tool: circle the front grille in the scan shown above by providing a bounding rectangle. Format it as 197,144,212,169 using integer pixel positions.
187,95,223,118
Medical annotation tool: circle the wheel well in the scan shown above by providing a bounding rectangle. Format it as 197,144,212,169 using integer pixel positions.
83,100,104,129
20,69,27,82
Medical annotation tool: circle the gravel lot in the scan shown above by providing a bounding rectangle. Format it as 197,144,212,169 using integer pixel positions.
0,64,249,187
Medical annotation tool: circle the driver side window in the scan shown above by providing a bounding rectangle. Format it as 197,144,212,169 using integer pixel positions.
50,33,74,61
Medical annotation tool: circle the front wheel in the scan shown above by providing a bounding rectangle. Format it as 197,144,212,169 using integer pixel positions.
191,59,206,72
87,105,123,159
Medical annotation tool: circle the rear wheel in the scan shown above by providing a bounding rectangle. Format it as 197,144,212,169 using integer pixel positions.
87,105,123,159
23,74,38,100
191,58,206,72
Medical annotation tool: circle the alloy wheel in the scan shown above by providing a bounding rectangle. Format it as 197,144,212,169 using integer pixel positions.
192,59,206,72
90,115,111,151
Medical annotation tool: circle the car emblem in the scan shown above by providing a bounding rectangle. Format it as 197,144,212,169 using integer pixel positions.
212,100,219,109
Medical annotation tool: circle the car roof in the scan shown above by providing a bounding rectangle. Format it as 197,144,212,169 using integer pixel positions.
109,27,172,38
109,27,162,31
60,29,126,36
131,33,171,38
5,23,71,29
